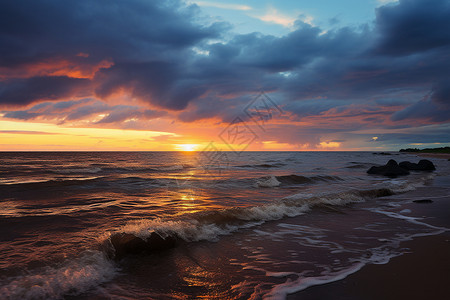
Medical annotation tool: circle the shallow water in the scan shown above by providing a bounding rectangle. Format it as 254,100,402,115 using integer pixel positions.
0,151,448,299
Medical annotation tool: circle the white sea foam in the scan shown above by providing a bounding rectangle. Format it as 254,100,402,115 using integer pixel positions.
283,190,366,207
0,176,101,187
238,207,446,300
386,173,435,193
115,187,396,244
121,218,239,242
117,203,310,243
0,251,116,300
237,204,310,221
256,176,281,188
368,208,448,231
263,263,365,299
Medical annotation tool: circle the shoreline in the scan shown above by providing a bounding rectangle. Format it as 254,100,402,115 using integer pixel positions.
288,232,450,300
414,152,450,159
288,189,450,300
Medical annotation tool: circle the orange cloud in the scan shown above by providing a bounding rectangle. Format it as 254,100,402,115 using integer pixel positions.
0,58,113,80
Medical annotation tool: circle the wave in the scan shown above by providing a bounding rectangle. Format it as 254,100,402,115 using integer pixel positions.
102,187,395,260
0,177,102,189
264,263,365,299
278,174,342,184
53,167,102,174
158,164,194,171
263,240,414,300
99,166,158,173
235,163,286,169
0,250,116,300
255,174,343,187
256,175,281,187
345,163,374,169
384,173,435,193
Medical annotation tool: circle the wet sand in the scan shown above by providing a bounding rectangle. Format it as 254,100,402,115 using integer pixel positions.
288,191,450,300
415,153,450,160
288,232,450,300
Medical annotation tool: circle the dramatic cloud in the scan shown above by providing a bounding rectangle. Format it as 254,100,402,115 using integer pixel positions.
0,130,58,135
2,99,167,125
392,80,450,122
0,0,226,109
0,76,91,106
373,0,450,55
1,0,449,149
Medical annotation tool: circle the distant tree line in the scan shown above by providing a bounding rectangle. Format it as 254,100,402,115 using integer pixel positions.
399,147,450,153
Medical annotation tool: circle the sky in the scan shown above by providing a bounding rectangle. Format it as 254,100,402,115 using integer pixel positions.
0,0,449,151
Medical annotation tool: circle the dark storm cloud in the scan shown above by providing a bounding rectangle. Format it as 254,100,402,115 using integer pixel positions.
0,0,223,66
0,76,90,106
431,80,450,105
2,111,41,120
392,80,450,122
0,0,226,108
373,0,450,55
368,132,450,144
95,108,167,124
1,99,167,124
176,0,450,123
65,101,109,121
284,99,346,118
94,62,205,110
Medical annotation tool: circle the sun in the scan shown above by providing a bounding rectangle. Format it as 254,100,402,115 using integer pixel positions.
176,144,199,151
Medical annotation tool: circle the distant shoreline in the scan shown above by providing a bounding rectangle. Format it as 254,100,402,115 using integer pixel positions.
399,146,450,159
415,153,450,159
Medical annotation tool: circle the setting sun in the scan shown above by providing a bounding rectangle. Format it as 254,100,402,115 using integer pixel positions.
176,144,199,151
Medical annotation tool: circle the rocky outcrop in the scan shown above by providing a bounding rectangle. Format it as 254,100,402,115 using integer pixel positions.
367,159,410,177
367,159,436,177
413,199,433,204
373,152,392,155
110,232,177,260
399,159,436,171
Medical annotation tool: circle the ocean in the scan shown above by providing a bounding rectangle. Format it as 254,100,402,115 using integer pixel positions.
0,151,449,299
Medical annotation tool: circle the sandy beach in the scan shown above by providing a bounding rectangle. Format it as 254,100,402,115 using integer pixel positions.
288,232,450,300
415,153,450,160
288,190,450,300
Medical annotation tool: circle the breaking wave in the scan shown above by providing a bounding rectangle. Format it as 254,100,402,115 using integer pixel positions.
0,177,102,189
235,163,286,169
255,174,343,187
102,187,396,259
0,251,116,300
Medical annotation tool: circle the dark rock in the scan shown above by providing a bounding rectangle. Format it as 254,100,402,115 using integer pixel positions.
110,233,148,260
367,159,410,177
417,159,436,170
399,161,417,170
110,232,177,260
399,159,436,171
358,188,395,198
399,148,420,152
146,231,177,251
373,152,392,155
413,199,433,204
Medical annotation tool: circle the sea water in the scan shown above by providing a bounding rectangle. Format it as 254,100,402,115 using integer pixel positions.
0,151,449,299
